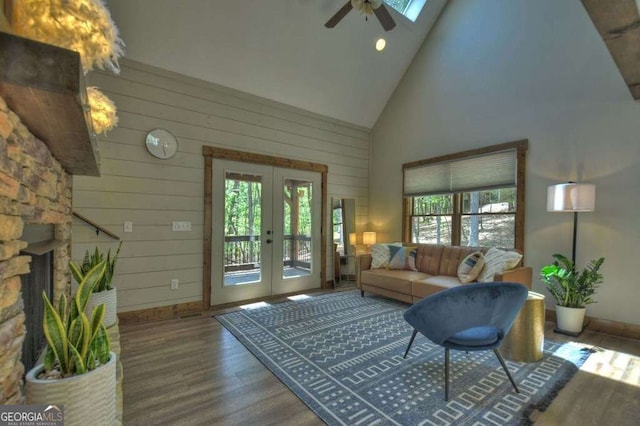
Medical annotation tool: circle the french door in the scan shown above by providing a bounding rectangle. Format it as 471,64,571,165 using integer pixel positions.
211,159,321,305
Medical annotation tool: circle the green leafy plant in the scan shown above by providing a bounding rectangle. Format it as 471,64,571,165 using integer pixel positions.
42,261,111,378
70,242,122,293
540,254,605,308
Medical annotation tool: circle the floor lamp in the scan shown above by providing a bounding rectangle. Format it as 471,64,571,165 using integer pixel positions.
546,182,596,264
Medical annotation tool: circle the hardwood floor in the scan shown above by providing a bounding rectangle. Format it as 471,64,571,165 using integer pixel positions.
120,294,640,425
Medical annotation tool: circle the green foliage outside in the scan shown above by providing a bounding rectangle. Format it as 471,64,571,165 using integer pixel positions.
411,188,516,247
225,179,262,237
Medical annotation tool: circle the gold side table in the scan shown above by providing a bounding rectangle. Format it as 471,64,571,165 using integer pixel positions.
501,291,546,362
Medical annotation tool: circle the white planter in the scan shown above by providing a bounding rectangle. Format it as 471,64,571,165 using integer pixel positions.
26,351,116,426
555,305,586,333
87,287,117,327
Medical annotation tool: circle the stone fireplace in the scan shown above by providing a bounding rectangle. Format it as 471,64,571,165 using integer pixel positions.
0,94,73,404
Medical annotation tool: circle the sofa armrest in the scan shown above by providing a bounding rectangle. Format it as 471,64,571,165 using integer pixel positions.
356,254,372,289
495,266,532,289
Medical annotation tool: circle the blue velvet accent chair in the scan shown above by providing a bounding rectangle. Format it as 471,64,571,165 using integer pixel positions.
403,282,529,401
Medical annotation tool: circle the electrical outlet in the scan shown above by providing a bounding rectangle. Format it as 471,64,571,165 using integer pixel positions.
124,221,133,232
172,221,192,232
171,279,179,290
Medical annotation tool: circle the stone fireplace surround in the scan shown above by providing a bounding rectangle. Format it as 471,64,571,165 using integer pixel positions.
0,94,72,404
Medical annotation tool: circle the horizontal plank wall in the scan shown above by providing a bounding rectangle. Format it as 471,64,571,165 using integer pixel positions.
73,58,370,314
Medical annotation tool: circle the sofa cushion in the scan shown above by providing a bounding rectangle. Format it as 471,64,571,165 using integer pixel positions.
457,251,485,283
370,243,403,268
371,244,391,268
411,275,462,299
477,247,523,282
388,246,418,271
439,246,482,277
361,269,429,294
414,244,444,275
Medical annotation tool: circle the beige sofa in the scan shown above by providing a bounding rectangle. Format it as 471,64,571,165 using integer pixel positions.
356,244,532,304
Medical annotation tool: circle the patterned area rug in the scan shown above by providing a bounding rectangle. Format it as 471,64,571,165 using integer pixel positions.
216,291,591,425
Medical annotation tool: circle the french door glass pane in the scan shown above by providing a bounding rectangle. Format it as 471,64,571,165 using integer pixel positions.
223,172,262,286
282,178,312,279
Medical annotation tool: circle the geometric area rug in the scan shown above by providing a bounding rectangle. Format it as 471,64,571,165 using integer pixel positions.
216,290,592,426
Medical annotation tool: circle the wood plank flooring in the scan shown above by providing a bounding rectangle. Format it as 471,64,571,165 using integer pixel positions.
120,292,640,425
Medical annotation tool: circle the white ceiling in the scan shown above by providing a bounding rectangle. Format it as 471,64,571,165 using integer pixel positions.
106,0,448,128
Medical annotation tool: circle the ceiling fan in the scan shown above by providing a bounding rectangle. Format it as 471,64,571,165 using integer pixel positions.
325,0,396,31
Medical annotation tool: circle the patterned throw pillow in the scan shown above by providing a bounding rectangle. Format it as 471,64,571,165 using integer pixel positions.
388,246,418,271
371,244,391,269
477,247,523,282
457,251,485,283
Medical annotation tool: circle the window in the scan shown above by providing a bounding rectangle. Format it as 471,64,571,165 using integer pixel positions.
384,0,428,22
332,201,345,255
403,141,527,251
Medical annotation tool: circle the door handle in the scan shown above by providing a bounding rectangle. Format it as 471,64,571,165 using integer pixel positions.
266,239,272,244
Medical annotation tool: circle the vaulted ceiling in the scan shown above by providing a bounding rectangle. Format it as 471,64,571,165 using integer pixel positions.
105,0,448,128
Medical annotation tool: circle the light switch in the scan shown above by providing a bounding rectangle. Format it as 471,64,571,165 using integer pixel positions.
172,221,192,232
124,221,133,233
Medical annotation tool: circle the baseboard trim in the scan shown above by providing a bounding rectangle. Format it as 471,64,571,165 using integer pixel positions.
545,309,640,340
118,301,204,324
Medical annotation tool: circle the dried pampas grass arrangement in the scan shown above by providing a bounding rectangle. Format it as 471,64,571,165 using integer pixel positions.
87,87,118,134
13,0,125,75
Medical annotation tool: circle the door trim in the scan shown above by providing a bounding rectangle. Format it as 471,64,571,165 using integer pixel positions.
202,146,328,309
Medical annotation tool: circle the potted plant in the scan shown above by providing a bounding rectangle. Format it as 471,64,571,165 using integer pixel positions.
540,253,605,333
71,242,122,327
25,261,117,425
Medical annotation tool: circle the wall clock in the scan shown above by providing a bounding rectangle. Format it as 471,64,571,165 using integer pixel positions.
145,128,178,159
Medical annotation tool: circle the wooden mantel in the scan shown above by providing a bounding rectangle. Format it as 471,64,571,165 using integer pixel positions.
0,31,100,176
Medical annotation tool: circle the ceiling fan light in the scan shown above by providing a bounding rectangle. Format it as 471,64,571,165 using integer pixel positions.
352,0,378,16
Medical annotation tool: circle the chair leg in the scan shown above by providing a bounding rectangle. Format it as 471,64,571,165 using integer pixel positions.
445,348,450,401
493,349,519,394
360,290,364,297
403,329,418,359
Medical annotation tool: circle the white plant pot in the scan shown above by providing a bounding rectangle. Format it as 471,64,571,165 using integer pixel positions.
26,351,116,426
87,287,117,328
555,305,586,333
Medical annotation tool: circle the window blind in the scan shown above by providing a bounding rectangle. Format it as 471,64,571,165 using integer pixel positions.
403,149,517,196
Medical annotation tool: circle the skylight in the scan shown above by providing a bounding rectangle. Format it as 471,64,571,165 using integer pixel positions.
384,0,428,22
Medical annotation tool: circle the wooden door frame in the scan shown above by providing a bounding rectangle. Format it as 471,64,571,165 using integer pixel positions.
202,146,329,309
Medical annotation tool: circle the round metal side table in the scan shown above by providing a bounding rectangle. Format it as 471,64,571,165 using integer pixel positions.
501,291,546,362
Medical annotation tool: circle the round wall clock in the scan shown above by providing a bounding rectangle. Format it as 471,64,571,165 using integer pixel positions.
145,128,178,159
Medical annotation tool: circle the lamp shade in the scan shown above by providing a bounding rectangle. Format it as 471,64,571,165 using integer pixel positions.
547,183,595,212
349,233,357,246
363,231,377,245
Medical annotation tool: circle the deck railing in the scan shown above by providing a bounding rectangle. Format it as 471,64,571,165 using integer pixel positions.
224,235,311,271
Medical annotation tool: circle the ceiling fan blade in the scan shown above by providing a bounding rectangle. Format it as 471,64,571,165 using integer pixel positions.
325,1,353,28
373,4,396,31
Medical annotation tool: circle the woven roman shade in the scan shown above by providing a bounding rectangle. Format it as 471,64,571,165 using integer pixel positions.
403,149,517,196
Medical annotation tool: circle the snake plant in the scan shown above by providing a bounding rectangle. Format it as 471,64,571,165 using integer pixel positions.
70,242,122,293
540,254,605,308
42,261,111,378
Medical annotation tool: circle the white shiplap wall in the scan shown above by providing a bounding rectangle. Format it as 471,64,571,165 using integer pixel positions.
73,59,370,313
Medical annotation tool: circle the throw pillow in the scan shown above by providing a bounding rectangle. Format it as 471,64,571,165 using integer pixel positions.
371,244,391,269
388,246,418,271
477,247,523,282
457,251,485,283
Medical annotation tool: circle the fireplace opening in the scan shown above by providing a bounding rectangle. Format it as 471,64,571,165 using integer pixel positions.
19,224,66,372
20,250,53,372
